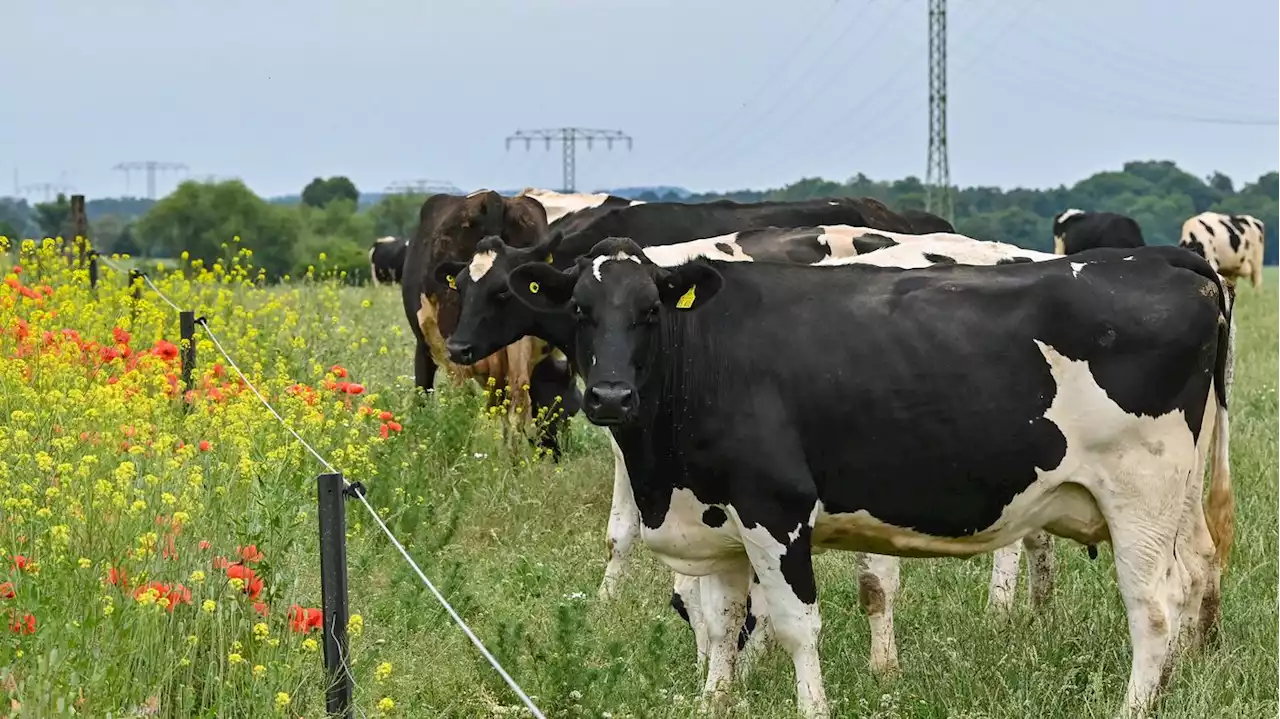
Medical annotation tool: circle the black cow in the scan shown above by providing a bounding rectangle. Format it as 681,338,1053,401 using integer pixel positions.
1051,209,1145,255
369,236,408,285
507,238,1231,719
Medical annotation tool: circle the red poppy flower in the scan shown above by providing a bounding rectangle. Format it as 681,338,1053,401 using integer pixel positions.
12,556,30,572
8,612,35,634
108,566,128,586
226,564,264,599
344,383,364,395
213,556,230,570
113,327,131,346
288,605,323,633
212,363,226,378
199,540,211,551
387,421,402,433
378,411,394,421
330,365,348,378
152,340,179,361
198,440,211,452
0,583,14,600
379,424,390,439
253,601,270,617
237,545,264,564
99,345,122,363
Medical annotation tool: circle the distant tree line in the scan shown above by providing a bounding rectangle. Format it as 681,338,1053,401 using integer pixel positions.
1,159,1274,281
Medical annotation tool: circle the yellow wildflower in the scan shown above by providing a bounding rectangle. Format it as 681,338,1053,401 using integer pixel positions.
348,614,363,636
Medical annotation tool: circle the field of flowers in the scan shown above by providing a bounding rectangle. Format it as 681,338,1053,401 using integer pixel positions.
0,237,1275,719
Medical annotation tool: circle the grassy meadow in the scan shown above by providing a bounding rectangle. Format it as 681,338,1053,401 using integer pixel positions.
0,239,1275,719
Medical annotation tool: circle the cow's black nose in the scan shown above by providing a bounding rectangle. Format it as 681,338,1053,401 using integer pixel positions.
445,340,475,365
584,381,635,423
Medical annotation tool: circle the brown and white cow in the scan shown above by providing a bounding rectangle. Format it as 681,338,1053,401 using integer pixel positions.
1179,211,1266,289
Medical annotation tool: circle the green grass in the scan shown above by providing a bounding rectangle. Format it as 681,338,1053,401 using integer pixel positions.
2,251,1274,718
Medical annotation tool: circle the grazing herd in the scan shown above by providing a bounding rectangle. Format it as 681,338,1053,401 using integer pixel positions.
368,191,1263,718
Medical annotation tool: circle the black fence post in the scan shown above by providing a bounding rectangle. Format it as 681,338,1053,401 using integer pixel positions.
88,251,99,292
317,472,354,719
180,311,196,407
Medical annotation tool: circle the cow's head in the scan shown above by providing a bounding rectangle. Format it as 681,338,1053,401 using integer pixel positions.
434,234,562,365
509,237,724,426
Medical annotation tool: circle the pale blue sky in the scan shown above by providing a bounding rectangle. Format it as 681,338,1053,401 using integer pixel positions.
5,0,1278,199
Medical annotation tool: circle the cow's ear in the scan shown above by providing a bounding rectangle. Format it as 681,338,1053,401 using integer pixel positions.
657,262,723,312
509,262,577,312
433,261,467,292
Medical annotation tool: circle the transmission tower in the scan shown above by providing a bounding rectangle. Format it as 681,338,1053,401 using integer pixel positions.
112,161,189,199
19,182,74,202
385,179,461,195
505,127,632,193
925,0,953,223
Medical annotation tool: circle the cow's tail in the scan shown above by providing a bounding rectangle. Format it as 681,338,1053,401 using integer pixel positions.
1205,295,1235,570
1166,247,1235,569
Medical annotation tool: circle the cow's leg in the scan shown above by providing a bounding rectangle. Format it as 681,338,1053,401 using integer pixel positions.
1023,530,1055,610
735,573,771,681
857,552,900,676
597,434,639,601
733,511,828,719
670,573,709,676
695,559,752,715
1093,480,1185,718
413,339,436,396
986,543,1022,614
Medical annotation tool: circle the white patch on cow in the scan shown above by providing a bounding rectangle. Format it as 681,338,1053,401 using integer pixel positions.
816,235,1051,269
465,189,487,198
520,187,615,224
468,250,497,281
599,433,640,601
591,252,642,282
643,235,749,267
827,201,839,205
374,235,399,244
814,225,860,258
1056,208,1085,224
1124,255,1135,261
1070,262,1086,277
641,488,744,576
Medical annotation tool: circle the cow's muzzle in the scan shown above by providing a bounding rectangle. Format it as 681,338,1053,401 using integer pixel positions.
583,381,636,425
445,339,477,365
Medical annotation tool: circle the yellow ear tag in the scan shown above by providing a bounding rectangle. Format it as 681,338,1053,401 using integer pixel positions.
529,281,540,294
676,285,696,310
446,275,456,290
546,253,554,264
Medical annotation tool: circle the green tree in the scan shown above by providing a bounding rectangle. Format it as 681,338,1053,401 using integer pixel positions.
33,193,73,239
367,192,427,238
136,180,301,277
300,176,359,209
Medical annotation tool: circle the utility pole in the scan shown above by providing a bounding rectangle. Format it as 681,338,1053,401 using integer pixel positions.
384,179,461,195
505,127,632,193
925,0,953,224
112,161,189,199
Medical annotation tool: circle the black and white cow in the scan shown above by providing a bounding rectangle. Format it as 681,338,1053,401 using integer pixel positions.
435,230,1181,685
1052,209,1145,255
369,235,409,285
518,187,643,225
507,238,1232,719
1179,211,1266,289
